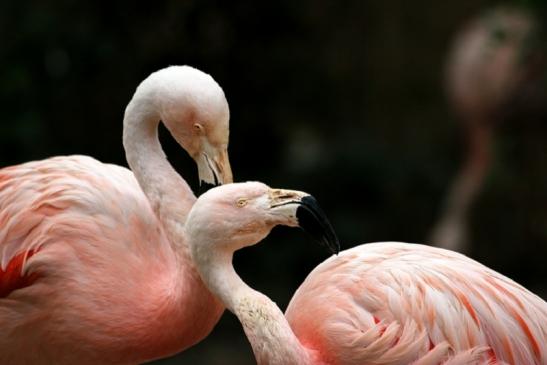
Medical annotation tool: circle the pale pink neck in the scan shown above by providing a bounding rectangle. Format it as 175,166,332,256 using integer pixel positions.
122,93,223,354
445,123,492,217
197,251,314,365
431,121,493,251
123,94,196,254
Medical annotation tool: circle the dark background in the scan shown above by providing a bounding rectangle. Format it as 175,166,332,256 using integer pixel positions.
1,1,545,364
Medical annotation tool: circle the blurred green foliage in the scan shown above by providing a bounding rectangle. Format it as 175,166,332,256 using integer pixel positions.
0,1,545,364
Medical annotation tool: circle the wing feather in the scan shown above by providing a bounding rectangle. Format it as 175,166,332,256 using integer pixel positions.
286,242,546,365
0,155,154,297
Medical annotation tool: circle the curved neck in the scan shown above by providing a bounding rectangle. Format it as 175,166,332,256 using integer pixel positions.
447,123,493,216
196,250,313,365
431,122,493,251
123,95,196,251
122,94,224,352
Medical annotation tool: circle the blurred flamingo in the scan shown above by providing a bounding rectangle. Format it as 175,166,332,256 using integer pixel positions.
430,6,540,252
0,66,233,364
185,181,547,365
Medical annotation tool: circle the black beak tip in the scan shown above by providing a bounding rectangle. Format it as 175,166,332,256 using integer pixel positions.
296,195,341,256
329,236,341,255
322,229,340,255
199,181,218,195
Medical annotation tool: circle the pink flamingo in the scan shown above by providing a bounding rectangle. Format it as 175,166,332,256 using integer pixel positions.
185,182,547,365
430,6,538,252
0,66,233,364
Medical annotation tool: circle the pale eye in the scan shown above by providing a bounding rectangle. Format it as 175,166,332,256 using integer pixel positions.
236,198,248,207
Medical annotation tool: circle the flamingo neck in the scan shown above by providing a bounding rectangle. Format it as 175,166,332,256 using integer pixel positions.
123,94,196,254
196,250,314,365
462,123,493,189
431,122,493,251
122,94,223,350
446,124,493,215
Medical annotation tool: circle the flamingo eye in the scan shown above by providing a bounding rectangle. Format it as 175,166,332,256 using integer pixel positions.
193,123,204,134
236,198,248,207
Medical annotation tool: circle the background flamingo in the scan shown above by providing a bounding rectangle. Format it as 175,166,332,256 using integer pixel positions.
430,6,541,252
0,65,232,364
185,181,547,365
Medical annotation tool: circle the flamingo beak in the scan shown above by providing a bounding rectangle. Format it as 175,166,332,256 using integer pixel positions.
296,195,340,255
269,189,340,255
197,146,233,195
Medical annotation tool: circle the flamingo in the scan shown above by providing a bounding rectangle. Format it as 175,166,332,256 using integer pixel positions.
0,65,233,364
185,181,547,365
430,6,538,252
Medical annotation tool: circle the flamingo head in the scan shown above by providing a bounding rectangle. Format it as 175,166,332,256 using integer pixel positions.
185,182,340,261
136,65,233,190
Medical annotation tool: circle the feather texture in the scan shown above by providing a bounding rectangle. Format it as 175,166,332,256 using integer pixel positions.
286,242,546,365
0,156,210,364
0,65,232,364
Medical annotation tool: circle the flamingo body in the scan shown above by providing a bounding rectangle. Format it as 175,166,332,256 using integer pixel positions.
0,155,222,364
0,65,233,364
286,242,546,364
183,182,547,365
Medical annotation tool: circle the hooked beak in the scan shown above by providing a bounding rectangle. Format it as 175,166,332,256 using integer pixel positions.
197,145,233,195
269,189,340,255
